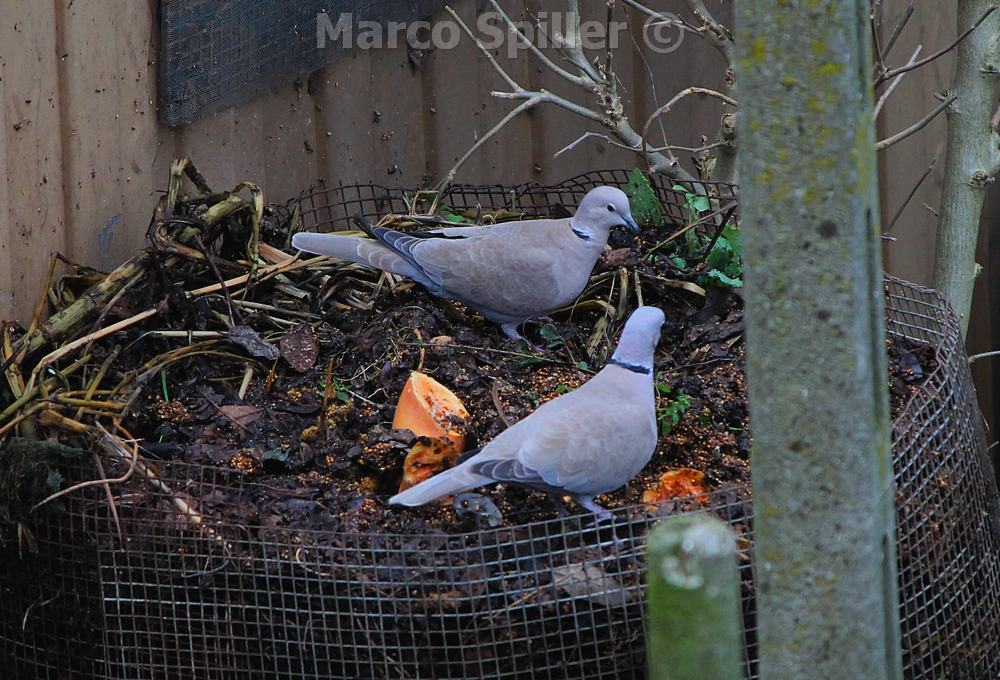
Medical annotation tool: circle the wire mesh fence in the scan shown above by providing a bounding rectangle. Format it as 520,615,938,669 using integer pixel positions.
2,175,999,679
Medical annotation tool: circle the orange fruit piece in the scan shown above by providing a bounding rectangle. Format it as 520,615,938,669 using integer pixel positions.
392,371,468,451
642,468,711,507
398,436,462,493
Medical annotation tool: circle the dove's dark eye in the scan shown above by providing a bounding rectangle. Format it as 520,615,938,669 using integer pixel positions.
607,204,616,212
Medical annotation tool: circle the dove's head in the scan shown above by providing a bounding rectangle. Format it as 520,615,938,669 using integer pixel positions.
571,186,640,242
610,306,665,372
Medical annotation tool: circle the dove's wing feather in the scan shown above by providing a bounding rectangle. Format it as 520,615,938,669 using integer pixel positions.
290,232,432,285
371,219,599,320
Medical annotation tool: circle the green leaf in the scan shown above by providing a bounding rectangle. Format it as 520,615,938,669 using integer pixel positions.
657,391,692,436
539,323,560,342
669,255,688,271
705,235,734,271
700,269,744,288
576,360,590,372
554,385,572,395
625,169,665,227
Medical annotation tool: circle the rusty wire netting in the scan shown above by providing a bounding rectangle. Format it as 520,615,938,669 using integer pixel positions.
2,175,999,680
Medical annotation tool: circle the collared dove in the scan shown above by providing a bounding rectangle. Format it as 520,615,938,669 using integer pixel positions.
389,306,665,520
291,186,639,341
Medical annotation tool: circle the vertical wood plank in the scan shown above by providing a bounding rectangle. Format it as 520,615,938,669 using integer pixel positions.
421,0,491,185
116,0,172,267
0,56,12,319
176,110,239,192
314,49,377,187
55,0,128,272
260,79,321,203
369,42,427,186
0,1,69,322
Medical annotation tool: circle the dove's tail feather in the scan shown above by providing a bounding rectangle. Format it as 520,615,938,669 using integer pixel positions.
389,466,495,506
291,232,428,282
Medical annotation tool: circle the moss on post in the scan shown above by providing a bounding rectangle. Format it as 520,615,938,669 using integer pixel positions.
646,514,742,680
735,1,903,679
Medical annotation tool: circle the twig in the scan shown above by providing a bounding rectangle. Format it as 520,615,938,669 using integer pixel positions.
434,98,542,192
443,5,520,92
491,379,514,428
646,202,740,255
875,5,999,85
882,2,915,60
92,451,124,542
641,87,738,155
238,366,254,401
25,308,159,395
876,94,957,150
874,45,923,118
683,0,734,62
886,150,940,234
32,431,139,511
194,234,242,325
555,131,726,157
483,0,593,90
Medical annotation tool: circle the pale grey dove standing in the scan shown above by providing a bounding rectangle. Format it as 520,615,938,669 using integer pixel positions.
291,186,639,341
389,306,665,520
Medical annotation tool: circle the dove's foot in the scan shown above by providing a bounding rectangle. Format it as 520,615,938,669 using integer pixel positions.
576,496,614,523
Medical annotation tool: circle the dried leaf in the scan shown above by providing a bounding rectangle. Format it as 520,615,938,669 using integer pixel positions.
228,325,280,360
643,468,710,507
218,405,263,428
280,323,320,372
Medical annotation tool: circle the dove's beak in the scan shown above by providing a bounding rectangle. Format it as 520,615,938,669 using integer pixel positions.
623,213,640,233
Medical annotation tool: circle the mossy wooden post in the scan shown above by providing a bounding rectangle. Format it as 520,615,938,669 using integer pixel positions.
735,2,903,680
646,514,742,680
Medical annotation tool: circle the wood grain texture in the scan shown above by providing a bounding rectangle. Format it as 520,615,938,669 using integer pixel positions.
0,1,69,322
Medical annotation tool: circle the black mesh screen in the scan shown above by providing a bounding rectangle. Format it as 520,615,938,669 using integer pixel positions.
158,0,449,127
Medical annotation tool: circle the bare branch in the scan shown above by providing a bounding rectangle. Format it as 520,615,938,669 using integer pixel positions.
434,97,543,193
885,149,940,234
876,94,957,150
875,5,999,85
485,0,594,90
881,1,915,60
494,89,603,122
641,87,738,144
684,0,734,62
560,0,602,81
554,132,727,157
874,45,923,118
445,5,521,92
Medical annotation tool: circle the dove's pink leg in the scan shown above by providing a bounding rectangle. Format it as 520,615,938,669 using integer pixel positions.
575,496,614,522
